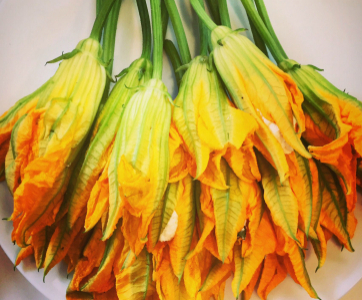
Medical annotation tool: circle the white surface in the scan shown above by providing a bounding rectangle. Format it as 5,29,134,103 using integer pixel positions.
0,0,362,300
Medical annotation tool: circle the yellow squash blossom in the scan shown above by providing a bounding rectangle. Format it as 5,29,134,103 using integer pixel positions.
67,58,153,230
173,55,258,189
104,78,172,250
210,26,311,182
279,59,362,158
0,82,47,180
8,38,107,247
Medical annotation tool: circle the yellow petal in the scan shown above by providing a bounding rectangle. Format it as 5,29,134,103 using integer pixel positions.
212,159,247,262
232,212,276,297
169,176,195,280
256,151,298,241
116,248,156,300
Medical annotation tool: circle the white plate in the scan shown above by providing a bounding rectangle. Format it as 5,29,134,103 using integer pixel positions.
0,0,362,300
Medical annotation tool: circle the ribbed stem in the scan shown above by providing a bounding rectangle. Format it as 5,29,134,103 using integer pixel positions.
161,0,169,39
190,0,217,31
240,0,286,64
164,39,183,86
197,0,208,56
205,0,221,25
136,0,152,59
254,0,288,59
101,0,122,102
164,0,191,64
151,0,163,79
247,12,268,56
218,0,231,28
90,0,117,41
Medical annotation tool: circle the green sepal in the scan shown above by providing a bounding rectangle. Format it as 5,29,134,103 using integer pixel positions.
45,49,81,65
307,64,324,72
234,28,248,33
278,59,301,72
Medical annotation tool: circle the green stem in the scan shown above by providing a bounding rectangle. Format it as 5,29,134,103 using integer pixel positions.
164,0,191,64
161,0,169,39
254,0,288,59
197,0,208,56
218,0,231,28
205,0,221,25
96,0,103,15
164,39,183,86
151,0,163,79
247,12,268,56
101,0,122,101
136,0,152,59
190,0,217,32
240,0,286,64
90,0,117,41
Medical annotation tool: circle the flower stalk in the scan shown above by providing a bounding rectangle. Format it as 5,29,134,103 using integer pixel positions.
240,0,287,64
164,39,183,86
151,0,164,79
197,0,208,56
137,0,152,59
90,0,117,41
218,0,231,28
254,0,288,59
164,0,191,64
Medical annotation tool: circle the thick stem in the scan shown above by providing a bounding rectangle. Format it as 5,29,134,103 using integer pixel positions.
90,0,117,41
151,0,163,79
205,0,221,25
164,0,191,64
197,0,208,56
240,0,286,64
247,12,268,56
254,0,288,59
136,0,152,59
217,0,231,28
96,0,103,15
164,39,183,86
102,0,122,102
161,0,169,39
190,0,217,32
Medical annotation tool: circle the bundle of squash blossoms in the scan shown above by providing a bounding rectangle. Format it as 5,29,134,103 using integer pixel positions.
1,0,361,299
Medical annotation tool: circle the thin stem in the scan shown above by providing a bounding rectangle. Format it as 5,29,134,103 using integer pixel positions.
161,0,169,39
254,0,288,59
164,39,183,86
90,0,117,41
217,0,231,28
190,0,217,32
164,0,191,64
205,0,221,25
247,12,268,56
136,0,152,59
151,0,163,79
240,0,286,64
101,0,122,98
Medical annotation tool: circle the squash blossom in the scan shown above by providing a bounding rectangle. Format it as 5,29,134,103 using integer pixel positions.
1,0,119,247
104,78,172,251
7,37,107,247
210,26,311,183
67,58,153,230
173,55,258,189
0,84,43,181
